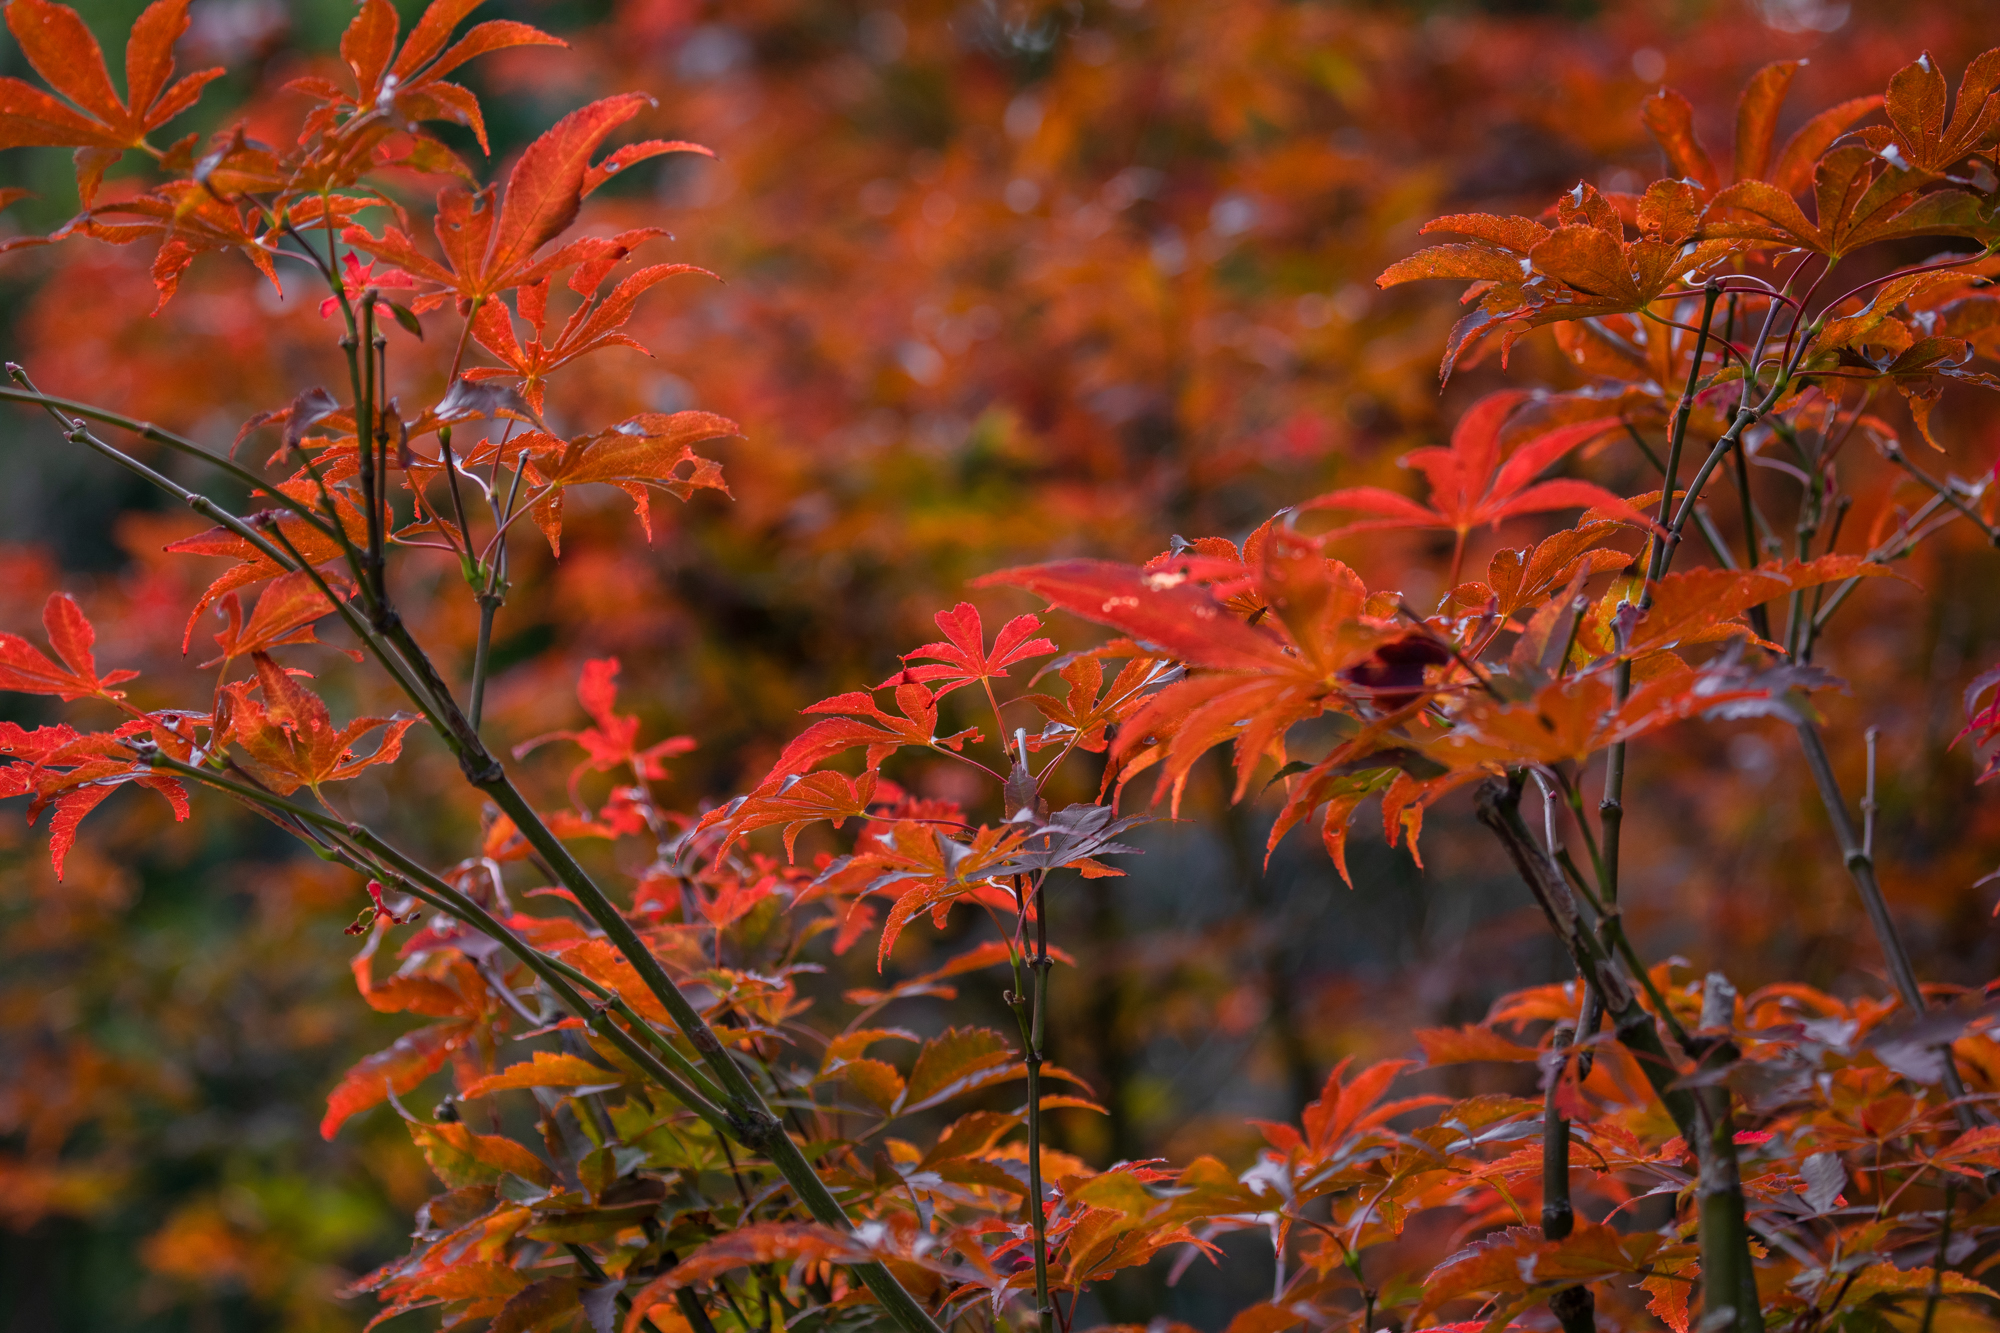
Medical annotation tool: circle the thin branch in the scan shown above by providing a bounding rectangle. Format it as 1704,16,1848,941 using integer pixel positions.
1791,721,1979,1131
1880,442,2000,544
133,748,740,1136
1601,284,1723,907
0,377,340,543
1862,726,1880,862
1478,775,1758,1333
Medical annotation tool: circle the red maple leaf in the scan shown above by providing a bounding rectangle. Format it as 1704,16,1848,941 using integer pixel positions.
0,0,223,203
1299,391,1649,585
881,602,1057,699
0,592,140,704
342,95,711,314
514,657,694,802
0,718,190,878
199,569,356,669
759,684,983,791
285,0,565,156
464,264,711,411
220,653,415,800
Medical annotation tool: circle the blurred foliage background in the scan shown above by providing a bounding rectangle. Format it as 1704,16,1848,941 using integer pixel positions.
6,0,2000,1328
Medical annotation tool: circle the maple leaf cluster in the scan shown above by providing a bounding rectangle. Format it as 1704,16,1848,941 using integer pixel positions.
9,9,2000,1333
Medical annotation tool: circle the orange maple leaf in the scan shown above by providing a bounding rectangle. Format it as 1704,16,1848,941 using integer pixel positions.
221,653,416,799
0,0,223,203
1300,390,1649,584
343,95,710,314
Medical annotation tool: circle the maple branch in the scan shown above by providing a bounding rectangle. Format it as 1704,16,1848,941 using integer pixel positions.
0,375,342,544
1546,821,1693,1052
0,378,454,738
1862,727,1880,862
1602,285,1724,907
1727,427,1770,638
6,358,947,1295
1663,384,1793,575
1650,283,1724,562
375,320,394,553
1540,1023,1596,1333
437,427,477,557
1780,261,1834,378
469,448,525,731
471,476,559,573
1478,776,1762,1333
352,296,387,610
243,503,906,1267
470,530,513,734
1804,492,1952,652
1475,776,1697,1135
1692,975,1764,1333
125,746,740,1136
463,765,949,1333
1790,720,1979,1130
1780,451,1829,658
1018,874,1057,1333
1540,1021,1576,1240
471,596,500,733
1879,441,2000,544
1626,420,1740,571
1919,1179,1958,1333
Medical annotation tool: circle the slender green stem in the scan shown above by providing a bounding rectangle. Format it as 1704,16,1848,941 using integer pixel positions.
1782,466,1824,658
471,595,499,732
1649,286,1724,570
342,298,384,613
1541,1024,1595,1333
1919,1180,1958,1333
1541,1022,1575,1241
1478,777,1757,1333
1693,975,1763,1333
1475,776,1699,1138
1600,288,1724,906
135,749,740,1136
438,426,476,559
1731,431,1772,647
1791,721,1978,1130
1552,845,1692,1050
0,381,340,543
1026,876,1055,1333
1597,371,1796,908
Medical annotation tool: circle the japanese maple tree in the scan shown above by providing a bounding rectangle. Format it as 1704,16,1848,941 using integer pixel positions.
8,5,2000,1333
